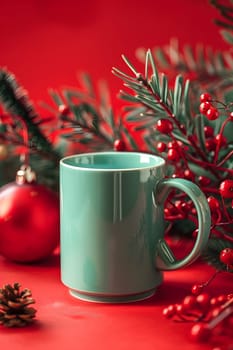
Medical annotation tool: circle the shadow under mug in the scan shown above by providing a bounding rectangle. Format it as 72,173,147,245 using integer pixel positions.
60,152,211,303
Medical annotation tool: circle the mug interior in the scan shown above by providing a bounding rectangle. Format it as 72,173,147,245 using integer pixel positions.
61,152,165,171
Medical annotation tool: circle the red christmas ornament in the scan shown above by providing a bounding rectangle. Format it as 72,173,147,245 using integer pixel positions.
0,167,60,263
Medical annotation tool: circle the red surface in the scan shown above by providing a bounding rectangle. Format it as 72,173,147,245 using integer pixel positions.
0,254,232,350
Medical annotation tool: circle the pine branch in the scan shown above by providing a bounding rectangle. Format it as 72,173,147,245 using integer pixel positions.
0,68,60,162
135,40,233,87
113,51,222,179
46,74,126,151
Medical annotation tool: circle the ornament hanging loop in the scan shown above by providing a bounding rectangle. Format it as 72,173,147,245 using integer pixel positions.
17,117,30,168
14,116,36,184
16,165,36,185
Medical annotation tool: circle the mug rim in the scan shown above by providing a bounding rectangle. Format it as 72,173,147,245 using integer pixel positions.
60,151,165,172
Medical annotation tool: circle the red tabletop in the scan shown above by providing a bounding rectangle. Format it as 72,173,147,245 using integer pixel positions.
0,253,232,350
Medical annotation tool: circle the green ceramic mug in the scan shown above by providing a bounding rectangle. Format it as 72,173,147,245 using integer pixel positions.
60,152,211,303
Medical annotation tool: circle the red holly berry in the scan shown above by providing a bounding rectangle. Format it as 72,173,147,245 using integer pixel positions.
219,248,233,266
215,134,227,147
205,138,216,151
206,106,219,120
204,125,214,138
219,180,233,198
199,101,211,114
200,93,212,102
184,169,195,181
182,295,197,311
230,111,233,120
216,294,228,304
175,304,184,315
156,141,166,152
58,104,70,115
167,141,179,149
167,148,179,161
190,323,211,342
114,139,126,151
163,304,176,319
156,119,173,134
192,284,204,296
196,293,211,310
207,196,220,211
198,176,211,186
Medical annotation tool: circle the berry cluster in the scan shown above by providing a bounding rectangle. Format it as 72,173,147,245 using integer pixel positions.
163,248,233,348
154,93,233,252
199,93,219,120
163,283,232,346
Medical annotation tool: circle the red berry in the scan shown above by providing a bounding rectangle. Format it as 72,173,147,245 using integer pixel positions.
196,293,211,310
175,304,184,314
162,304,176,318
206,107,219,120
219,248,233,266
190,323,211,342
175,200,191,214
200,101,211,114
204,125,214,138
156,119,173,134
207,196,220,211
210,296,218,307
114,139,126,151
58,104,70,115
184,169,195,181
200,93,212,102
230,111,233,120
192,284,204,296
167,141,179,149
182,295,197,311
219,180,233,198
217,294,228,304
156,142,166,152
210,306,222,318
205,138,216,151
215,133,227,147
167,148,179,161
198,176,211,186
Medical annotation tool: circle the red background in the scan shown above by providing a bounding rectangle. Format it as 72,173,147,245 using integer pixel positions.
0,3,232,349
0,0,228,110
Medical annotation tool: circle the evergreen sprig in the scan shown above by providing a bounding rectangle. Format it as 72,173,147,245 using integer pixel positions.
135,39,233,93
113,47,233,271
0,68,59,159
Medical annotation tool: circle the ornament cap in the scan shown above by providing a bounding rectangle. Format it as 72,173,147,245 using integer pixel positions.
15,166,36,185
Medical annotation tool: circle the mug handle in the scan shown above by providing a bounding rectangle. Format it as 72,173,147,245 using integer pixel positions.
154,178,211,271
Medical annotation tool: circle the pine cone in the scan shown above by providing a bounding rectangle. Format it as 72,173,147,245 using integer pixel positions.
0,282,37,327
